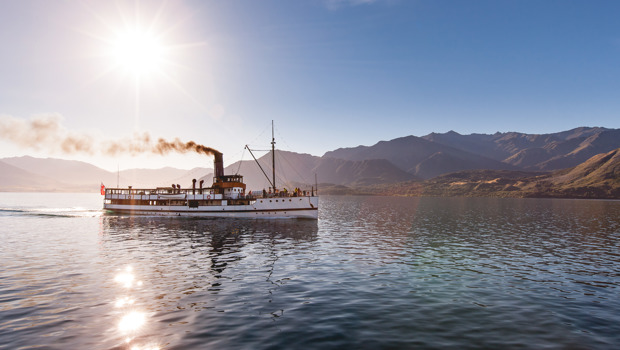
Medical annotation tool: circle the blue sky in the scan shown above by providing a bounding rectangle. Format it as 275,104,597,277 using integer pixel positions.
1,0,618,170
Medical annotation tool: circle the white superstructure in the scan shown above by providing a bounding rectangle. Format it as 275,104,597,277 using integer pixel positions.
103,185,319,219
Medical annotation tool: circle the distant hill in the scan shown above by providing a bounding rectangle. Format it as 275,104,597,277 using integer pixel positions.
0,156,210,192
0,160,75,192
119,167,210,188
314,158,416,186
421,127,620,171
2,156,115,188
199,150,416,190
198,150,321,191
349,148,620,199
324,135,516,179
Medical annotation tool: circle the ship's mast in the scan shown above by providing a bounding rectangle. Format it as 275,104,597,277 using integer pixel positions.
271,120,276,192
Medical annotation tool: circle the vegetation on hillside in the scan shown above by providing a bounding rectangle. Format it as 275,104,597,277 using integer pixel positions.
319,148,620,199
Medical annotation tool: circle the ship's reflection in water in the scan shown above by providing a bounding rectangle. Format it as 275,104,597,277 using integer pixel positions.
100,217,319,348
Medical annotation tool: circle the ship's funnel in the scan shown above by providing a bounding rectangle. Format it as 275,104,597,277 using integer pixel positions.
214,152,224,178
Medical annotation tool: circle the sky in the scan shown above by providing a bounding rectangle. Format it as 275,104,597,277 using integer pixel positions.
0,0,619,171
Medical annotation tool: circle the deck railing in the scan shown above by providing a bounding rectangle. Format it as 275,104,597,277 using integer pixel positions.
105,187,317,198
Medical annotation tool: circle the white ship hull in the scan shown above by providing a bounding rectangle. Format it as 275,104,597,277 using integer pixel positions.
104,195,318,219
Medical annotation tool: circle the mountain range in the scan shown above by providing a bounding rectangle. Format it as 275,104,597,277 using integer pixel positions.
325,126,620,178
1,127,619,198
0,156,209,192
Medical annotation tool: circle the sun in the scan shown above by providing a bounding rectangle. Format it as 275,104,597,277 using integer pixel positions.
109,27,165,77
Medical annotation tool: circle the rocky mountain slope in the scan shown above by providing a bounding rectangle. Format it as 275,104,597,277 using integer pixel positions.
421,127,620,171
324,135,515,179
349,148,620,199
323,127,619,180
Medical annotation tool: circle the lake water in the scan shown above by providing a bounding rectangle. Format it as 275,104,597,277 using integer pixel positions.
0,193,619,350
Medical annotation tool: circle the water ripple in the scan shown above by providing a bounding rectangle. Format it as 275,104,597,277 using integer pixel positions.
0,194,619,349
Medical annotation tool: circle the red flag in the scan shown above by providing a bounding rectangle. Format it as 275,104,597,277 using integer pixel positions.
100,183,105,195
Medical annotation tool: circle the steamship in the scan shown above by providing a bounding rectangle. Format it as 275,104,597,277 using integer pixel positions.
103,130,319,219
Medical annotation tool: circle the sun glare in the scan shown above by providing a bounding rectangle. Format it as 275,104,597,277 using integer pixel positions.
118,310,146,333
110,28,165,76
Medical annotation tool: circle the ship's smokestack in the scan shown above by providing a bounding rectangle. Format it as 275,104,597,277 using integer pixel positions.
214,152,224,178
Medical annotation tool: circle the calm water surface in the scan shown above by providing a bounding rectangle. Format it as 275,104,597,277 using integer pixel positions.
0,193,619,349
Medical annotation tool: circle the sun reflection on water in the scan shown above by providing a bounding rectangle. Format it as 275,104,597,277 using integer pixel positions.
112,265,160,349
114,265,144,288
118,310,146,333
115,296,135,308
